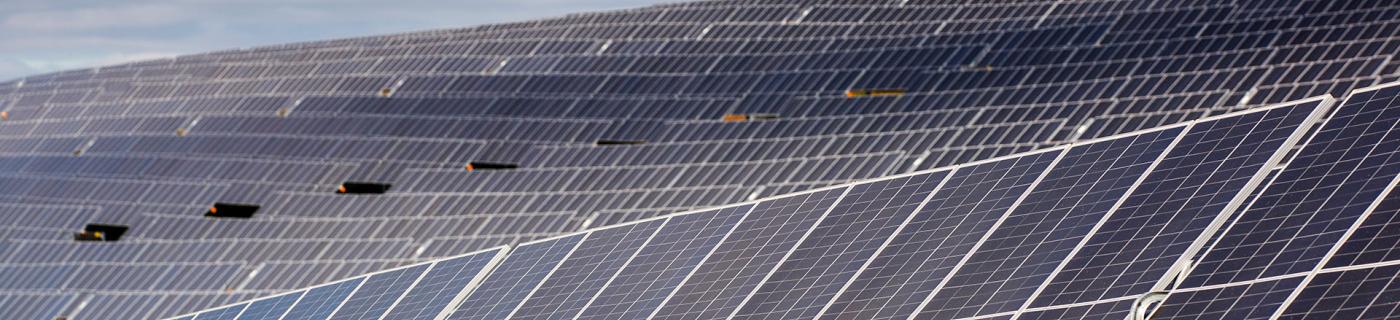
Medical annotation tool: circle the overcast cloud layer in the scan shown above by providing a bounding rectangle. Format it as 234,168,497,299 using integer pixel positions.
0,0,668,81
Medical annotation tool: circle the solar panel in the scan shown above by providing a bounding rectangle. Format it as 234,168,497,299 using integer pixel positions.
508,218,664,319
328,263,430,320
380,247,507,320
445,234,584,320
191,303,245,320
916,126,1184,319
653,188,847,319
821,150,1061,320
1151,277,1305,319
1018,299,1134,320
733,171,948,319
1027,97,1332,308
280,277,364,320
1276,264,1400,319
576,205,752,320
232,291,302,320
13,1,1400,317
1185,83,1400,287
1322,184,1400,268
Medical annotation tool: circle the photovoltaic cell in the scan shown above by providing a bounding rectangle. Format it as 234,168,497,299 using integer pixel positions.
509,219,664,319
733,171,948,319
1152,277,1304,320
281,277,364,320
1324,183,1400,267
446,234,584,320
1018,299,1134,320
1277,264,1400,319
820,151,1061,320
233,291,302,320
329,263,429,320
917,127,1183,319
653,188,847,320
1029,99,1327,307
575,205,751,320
1185,85,1400,287
381,248,505,320
192,303,245,320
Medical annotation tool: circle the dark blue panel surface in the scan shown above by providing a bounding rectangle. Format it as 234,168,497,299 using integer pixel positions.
382,248,505,320
821,151,1061,320
234,291,302,320
281,277,365,320
576,205,751,320
734,171,948,319
1278,264,1400,319
193,303,246,320
1325,185,1400,267
446,234,584,320
511,219,664,319
1152,277,1304,320
918,127,1183,319
1186,85,1400,287
329,263,430,320
1032,100,1324,307
1018,299,1134,320
654,188,846,320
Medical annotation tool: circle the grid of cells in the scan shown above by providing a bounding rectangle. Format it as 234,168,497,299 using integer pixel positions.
1030,99,1327,307
1185,85,1400,287
327,264,429,320
575,205,751,320
230,291,302,320
4,0,1400,318
1277,264,1400,319
733,171,948,319
445,234,583,320
509,219,664,319
916,127,1183,319
1323,182,1400,268
821,151,1062,320
380,248,505,320
1151,277,1306,320
280,278,364,320
653,188,847,320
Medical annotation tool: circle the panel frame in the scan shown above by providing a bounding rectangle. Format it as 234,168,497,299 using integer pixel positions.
570,215,677,319
1263,83,1400,320
449,231,587,320
721,185,854,319
808,168,957,318
1008,95,1336,318
391,247,511,320
506,213,669,319
1146,95,1336,295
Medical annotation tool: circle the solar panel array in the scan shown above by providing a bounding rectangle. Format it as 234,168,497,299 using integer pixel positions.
171,86,1400,319
1,0,1400,318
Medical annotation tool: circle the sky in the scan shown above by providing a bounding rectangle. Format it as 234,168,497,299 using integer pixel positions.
0,0,671,81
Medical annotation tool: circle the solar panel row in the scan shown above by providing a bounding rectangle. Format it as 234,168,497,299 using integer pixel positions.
6,0,1400,318
171,82,1400,319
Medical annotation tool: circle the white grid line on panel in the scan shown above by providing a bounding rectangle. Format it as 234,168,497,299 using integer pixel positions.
1007,120,1192,320
723,186,854,319
904,148,1070,320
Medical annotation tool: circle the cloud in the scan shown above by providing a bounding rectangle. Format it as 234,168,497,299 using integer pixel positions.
0,57,36,81
2,4,190,32
0,0,674,81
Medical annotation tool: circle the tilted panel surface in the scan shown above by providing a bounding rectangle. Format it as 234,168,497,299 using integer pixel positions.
733,170,948,319
916,127,1183,319
653,188,846,320
820,151,1061,320
575,205,751,320
1030,99,1327,307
